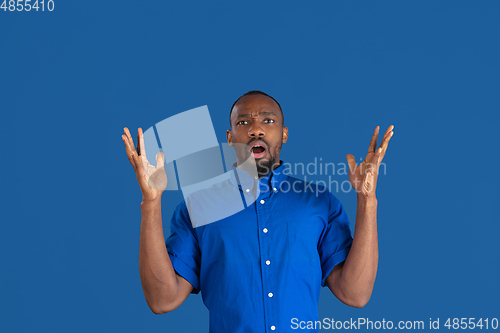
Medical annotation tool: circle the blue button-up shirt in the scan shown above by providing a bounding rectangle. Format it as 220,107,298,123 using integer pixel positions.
166,162,353,332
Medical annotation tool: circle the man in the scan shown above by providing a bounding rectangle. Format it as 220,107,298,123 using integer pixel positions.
122,91,394,332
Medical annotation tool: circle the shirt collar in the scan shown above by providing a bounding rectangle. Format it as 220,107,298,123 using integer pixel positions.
229,161,287,193
229,165,256,193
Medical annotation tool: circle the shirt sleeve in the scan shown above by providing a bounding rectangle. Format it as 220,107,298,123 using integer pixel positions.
165,200,201,294
318,192,353,287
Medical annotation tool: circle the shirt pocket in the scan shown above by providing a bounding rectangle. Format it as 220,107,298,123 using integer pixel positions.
287,220,322,276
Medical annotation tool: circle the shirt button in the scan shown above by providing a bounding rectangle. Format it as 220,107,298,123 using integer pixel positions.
245,189,250,192
266,260,271,265
271,326,276,331
263,228,268,233
260,199,265,204
268,292,273,298
273,187,277,192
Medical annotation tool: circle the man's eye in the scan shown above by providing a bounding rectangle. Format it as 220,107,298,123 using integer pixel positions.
237,120,248,125
264,119,275,124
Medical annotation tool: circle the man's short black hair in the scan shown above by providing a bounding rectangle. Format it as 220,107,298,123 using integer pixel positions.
229,90,284,127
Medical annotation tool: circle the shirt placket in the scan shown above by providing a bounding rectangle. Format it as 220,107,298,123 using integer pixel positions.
256,179,277,332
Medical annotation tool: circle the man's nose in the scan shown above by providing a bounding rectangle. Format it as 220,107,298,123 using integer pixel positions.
248,120,265,137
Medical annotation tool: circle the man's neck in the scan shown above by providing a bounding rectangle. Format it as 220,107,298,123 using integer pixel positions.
234,159,281,179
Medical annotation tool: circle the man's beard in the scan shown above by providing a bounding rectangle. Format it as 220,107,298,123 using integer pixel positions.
255,146,281,178
233,140,282,178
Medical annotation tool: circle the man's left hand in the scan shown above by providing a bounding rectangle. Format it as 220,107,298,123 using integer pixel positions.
346,125,394,198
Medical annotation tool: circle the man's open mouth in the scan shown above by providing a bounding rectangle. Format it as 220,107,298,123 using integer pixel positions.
251,146,265,154
249,141,267,159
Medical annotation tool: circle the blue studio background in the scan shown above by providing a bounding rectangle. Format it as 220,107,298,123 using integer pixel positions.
1,1,499,332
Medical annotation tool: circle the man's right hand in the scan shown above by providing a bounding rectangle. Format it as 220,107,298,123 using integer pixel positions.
122,127,168,202
122,127,193,314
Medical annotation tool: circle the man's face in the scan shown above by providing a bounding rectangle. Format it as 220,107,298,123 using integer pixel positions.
227,94,288,177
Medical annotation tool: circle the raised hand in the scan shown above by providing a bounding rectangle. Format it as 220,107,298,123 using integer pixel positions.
122,127,168,202
346,125,394,197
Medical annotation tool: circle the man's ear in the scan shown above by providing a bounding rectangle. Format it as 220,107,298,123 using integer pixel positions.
282,126,288,143
227,129,233,146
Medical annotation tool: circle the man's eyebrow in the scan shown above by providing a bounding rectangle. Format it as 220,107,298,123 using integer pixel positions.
236,111,278,118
